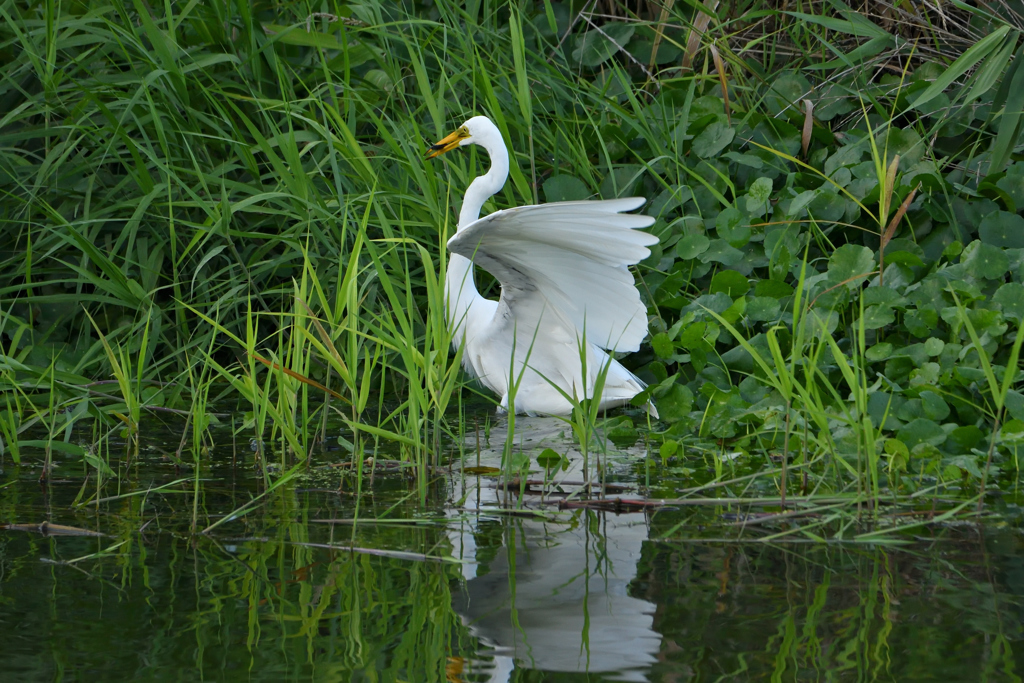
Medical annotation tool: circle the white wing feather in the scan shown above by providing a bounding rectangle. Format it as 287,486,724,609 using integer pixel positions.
447,197,657,353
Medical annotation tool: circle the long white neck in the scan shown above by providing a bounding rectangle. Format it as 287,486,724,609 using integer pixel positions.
447,119,509,338
457,132,509,228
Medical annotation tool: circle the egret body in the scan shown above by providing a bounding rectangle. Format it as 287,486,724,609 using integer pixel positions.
428,116,658,416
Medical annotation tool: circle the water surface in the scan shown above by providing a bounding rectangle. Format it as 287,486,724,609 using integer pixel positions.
2,415,1023,681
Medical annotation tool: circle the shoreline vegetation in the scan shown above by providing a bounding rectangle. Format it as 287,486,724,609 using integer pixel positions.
2,0,1024,541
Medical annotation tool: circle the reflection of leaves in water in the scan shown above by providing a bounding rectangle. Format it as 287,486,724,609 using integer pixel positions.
630,531,1022,680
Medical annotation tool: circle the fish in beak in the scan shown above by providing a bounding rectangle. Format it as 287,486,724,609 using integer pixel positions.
426,126,470,159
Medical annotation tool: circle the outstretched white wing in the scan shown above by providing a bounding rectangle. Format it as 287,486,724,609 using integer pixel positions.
447,197,657,352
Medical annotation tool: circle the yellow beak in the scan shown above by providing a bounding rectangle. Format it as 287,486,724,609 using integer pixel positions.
426,128,468,159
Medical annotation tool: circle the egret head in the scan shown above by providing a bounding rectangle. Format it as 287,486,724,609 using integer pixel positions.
426,116,497,159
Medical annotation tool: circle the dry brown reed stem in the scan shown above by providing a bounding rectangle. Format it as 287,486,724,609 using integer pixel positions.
683,1,718,69
879,182,921,285
801,99,814,159
648,0,675,70
248,351,348,402
881,154,901,225
710,43,730,122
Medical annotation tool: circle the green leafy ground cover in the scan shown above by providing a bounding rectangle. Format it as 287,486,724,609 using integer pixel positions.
1,0,1023,519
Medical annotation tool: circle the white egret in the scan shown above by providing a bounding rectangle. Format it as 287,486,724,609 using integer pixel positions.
428,116,658,416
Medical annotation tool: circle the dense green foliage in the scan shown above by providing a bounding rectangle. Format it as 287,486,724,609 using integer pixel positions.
1,0,1023,506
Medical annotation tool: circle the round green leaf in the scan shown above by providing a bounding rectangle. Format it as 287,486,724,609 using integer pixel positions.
993,283,1024,322
866,342,894,362
764,72,810,115
868,391,903,429
1006,390,1024,422
657,383,693,422
660,439,679,458
811,189,848,222
605,417,638,447
805,308,840,336
827,244,876,290
862,304,895,329
655,270,688,306
896,418,946,448
943,240,963,259
765,224,801,257
947,425,983,453
920,390,950,421
946,454,983,478
943,464,965,481
710,270,750,299
786,189,818,217
848,177,879,202
1002,419,1024,442
912,442,943,460
863,285,899,307
997,170,1024,210
651,332,675,359
676,233,710,259
962,240,1009,279
924,337,945,356
979,210,1024,248
909,362,941,387
877,126,924,168
536,448,564,469
692,120,735,158
746,296,781,322
905,309,939,338
691,95,726,119
678,321,717,350
755,279,794,299
699,239,745,265
715,207,751,247
885,250,925,267
897,398,926,422
748,177,773,205
884,438,910,458
825,140,869,175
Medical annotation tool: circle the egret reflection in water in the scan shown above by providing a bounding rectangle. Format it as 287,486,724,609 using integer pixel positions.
448,415,660,681
453,511,659,681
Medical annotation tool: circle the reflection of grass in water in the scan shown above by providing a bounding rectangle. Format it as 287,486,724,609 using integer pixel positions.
234,537,461,678
30,470,472,678
631,538,1021,681
2,452,1023,680
154,527,466,677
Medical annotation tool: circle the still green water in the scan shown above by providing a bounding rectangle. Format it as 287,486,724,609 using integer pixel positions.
2,416,1023,681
